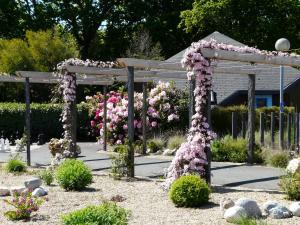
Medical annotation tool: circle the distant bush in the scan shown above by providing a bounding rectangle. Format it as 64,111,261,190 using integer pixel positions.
169,175,211,207
264,150,289,168
5,155,26,173
147,137,165,153
61,202,129,225
167,135,185,150
56,159,92,191
211,135,263,163
279,173,300,200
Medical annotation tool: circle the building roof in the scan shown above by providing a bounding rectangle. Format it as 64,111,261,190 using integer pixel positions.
166,31,300,105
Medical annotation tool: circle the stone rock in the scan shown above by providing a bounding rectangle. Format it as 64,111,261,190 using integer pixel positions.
24,178,42,190
10,186,26,195
0,187,10,196
162,149,176,156
286,158,300,174
32,187,48,197
220,197,235,211
235,198,262,218
262,201,280,214
269,206,292,219
224,206,247,223
289,202,300,217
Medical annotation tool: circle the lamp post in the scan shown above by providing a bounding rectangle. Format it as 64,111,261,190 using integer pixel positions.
275,38,290,149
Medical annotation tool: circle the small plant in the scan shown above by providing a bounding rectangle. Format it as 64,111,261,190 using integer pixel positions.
39,169,54,186
265,151,289,168
5,154,27,173
233,216,268,225
111,145,128,179
4,189,44,221
169,174,211,207
61,201,130,225
55,159,93,191
147,137,165,153
167,135,185,150
279,172,300,200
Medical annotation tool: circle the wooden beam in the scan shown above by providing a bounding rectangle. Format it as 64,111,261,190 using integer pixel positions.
247,74,255,164
25,78,31,166
142,82,147,155
127,66,135,178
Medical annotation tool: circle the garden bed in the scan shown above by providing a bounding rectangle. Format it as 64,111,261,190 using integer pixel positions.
0,170,298,225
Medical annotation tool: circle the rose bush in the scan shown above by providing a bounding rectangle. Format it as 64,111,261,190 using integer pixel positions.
87,81,181,145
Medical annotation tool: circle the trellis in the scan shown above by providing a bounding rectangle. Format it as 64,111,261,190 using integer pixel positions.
2,46,299,182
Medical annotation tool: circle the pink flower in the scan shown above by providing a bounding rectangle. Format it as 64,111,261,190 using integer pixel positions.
108,96,118,104
91,120,96,127
123,124,128,130
151,121,157,127
116,140,122,145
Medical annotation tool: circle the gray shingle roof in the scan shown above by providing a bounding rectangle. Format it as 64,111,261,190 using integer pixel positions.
166,31,300,104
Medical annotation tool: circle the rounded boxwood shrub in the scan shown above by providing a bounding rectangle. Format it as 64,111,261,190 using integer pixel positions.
61,202,129,225
56,159,93,191
5,157,27,173
169,175,211,207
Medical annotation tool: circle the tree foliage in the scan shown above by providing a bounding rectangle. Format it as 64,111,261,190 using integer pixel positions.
180,0,300,50
0,28,78,73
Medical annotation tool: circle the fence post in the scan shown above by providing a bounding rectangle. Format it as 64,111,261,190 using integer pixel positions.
247,74,255,164
270,112,275,148
142,82,147,155
279,112,284,149
241,112,247,138
287,113,292,150
296,113,299,153
232,112,238,139
103,86,107,151
260,112,265,146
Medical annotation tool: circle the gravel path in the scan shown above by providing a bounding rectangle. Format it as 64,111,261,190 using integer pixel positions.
0,170,299,225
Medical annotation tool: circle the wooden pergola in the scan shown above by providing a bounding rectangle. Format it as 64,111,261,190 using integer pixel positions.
2,47,299,181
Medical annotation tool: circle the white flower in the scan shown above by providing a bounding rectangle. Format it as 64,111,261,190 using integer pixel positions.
286,158,300,174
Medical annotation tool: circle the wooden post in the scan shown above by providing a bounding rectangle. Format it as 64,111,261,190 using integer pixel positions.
296,113,299,153
279,112,284,149
70,76,77,155
231,112,238,139
271,112,275,148
247,74,255,164
142,82,147,155
241,112,247,138
259,112,265,146
189,77,196,128
205,90,211,185
287,113,292,149
127,66,135,177
103,86,107,151
25,78,31,166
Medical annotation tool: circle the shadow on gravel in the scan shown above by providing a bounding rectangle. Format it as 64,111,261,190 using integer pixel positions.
213,185,282,195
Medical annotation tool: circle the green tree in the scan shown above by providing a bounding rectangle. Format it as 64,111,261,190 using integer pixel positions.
180,0,300,50
0,28,78,73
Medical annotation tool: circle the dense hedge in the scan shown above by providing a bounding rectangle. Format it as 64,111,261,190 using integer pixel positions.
0,103,93,142
211,105,295,136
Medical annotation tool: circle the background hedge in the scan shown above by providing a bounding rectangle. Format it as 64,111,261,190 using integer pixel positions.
0,103,93,142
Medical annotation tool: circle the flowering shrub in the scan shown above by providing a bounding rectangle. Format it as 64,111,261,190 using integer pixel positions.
4,189,45,221
87,81,181,145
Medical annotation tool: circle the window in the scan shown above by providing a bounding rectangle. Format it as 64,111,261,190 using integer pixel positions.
255,95,272,108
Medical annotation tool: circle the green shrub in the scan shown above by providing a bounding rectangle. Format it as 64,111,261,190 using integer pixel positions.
111,145,128,179
0,103,91,142
39,169,54,186
61,202,129,225
147,137,165,153
212,136,263,163
5,155,26,173
169,175,211,207
279,173,300,200
56,159,93,191
265,151,289,168
167,135,185,150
